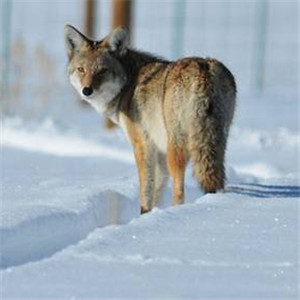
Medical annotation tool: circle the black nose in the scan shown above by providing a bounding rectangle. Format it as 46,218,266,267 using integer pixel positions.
82,86,93,96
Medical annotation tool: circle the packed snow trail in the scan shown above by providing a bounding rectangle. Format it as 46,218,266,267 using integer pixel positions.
0,144,198,270
1,146,139,269
1,192,298,299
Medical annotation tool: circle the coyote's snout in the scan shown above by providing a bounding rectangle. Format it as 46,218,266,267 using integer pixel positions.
64,25,236,214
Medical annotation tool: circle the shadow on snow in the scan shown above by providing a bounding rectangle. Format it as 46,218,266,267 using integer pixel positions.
226,184,300,198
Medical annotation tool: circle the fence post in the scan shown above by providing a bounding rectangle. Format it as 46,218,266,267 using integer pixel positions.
85,0,97,38
105,0,132,129
1,0,13,114
253,0,269,95
172,0,186,59
113,0,132,35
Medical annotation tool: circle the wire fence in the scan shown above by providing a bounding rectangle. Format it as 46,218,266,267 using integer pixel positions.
0,0,298,120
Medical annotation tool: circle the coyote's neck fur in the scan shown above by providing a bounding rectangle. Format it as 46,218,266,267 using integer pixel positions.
103,49,169,122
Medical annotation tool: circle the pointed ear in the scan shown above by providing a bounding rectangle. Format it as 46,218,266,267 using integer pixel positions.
64,25,89,58
108,26,129,56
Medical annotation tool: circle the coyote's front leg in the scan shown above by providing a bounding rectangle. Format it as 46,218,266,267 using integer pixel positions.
132,135,156,214
152,151,169,208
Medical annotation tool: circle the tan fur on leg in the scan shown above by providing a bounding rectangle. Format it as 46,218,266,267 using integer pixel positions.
167,140,187,205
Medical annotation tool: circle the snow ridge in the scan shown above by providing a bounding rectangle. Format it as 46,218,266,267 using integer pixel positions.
1,189,139,269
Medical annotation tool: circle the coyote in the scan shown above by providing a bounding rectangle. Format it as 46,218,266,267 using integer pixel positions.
64,25,236,214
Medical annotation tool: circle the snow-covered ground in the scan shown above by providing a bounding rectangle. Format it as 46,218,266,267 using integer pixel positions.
1,92,299,299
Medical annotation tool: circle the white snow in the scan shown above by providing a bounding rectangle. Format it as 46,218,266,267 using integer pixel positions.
2,118,133,162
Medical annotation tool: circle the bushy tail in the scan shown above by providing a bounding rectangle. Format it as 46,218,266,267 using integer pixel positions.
188,97,227,193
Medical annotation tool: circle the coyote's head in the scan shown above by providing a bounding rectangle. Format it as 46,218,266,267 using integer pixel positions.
64,25,128,113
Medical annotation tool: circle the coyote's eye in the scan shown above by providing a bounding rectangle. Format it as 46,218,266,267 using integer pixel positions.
77,67,85,73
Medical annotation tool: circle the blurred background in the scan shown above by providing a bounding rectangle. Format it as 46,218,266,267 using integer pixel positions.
0,0,298,126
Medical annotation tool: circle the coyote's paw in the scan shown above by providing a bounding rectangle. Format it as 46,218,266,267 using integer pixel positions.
140,206,150,214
